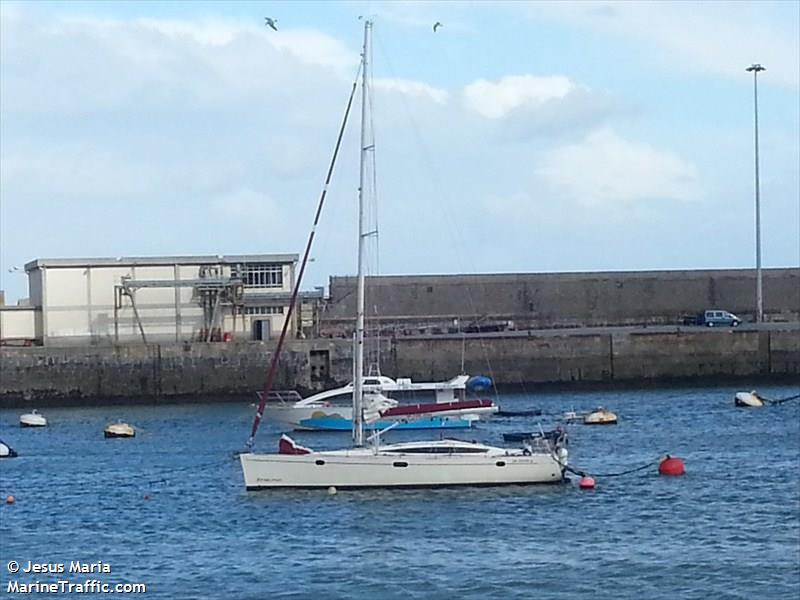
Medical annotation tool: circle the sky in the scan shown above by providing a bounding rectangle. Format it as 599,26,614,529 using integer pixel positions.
1,0,798,304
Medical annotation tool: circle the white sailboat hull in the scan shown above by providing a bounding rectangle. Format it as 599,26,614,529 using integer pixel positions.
240,449,565,489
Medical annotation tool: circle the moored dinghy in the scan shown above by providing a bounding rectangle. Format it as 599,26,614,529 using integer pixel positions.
104,421,136,438
584,406,618,425
734,391,765,407
19,409,47,427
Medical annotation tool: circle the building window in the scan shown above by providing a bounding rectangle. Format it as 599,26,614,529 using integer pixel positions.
241,264,283,288
245,306,285,315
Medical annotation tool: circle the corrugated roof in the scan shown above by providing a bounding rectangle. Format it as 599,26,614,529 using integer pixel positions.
24,254,299,271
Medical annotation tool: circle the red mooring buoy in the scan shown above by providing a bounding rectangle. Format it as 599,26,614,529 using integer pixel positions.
658,455,686,476
579,476,596,489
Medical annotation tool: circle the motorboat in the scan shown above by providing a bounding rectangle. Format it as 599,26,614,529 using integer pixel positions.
0,439,18,458
260,375,498,431
495,408,542,417
240,21,568,490
503,427,567,444
734,391,765,407
583,407,618,425
104,422,136,438
19,409,47,427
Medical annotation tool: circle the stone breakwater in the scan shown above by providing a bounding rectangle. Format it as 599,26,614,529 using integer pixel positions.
1,328,798,404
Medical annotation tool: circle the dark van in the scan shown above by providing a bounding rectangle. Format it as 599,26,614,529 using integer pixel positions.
683,310,742,327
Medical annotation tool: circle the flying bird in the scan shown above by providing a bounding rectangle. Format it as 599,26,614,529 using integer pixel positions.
433,21,443,32
264,17,278,31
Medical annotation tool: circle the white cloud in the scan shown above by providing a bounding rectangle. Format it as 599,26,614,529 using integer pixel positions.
537,128,700,204
462,75,579,119
375,78,449,104
0,11,359,114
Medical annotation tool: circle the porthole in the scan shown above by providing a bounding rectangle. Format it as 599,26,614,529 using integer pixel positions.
392,461,409,468
496,461,506,467
315,460,325,466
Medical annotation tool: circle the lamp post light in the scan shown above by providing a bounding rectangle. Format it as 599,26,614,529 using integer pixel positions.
746,63,765,323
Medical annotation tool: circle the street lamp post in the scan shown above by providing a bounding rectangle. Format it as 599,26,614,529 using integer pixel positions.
746,63,765,323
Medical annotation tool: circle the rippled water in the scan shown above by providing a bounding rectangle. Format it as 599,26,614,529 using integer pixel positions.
2,384,799,599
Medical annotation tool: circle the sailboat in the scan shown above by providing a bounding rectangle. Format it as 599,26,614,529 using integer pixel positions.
240,20,567,489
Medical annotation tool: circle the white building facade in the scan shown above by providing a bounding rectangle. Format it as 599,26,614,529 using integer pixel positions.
6,254,303,346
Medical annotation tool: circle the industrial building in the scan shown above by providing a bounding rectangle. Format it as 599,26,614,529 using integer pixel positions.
0,254,324,346
3,262,797,347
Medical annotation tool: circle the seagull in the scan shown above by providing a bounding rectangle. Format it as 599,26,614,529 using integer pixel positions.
264,17,278,31
433,21,443,32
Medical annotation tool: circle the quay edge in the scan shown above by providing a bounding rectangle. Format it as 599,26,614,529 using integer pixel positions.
1,327,798,405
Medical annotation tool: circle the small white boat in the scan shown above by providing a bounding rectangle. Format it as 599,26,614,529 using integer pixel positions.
104,422,136,438
0,439,18,458
734,391,765,407
583,407,618,425
561,410,586,423
19,409,47,427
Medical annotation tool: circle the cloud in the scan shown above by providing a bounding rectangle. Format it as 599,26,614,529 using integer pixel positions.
528,1,800,88
0,11,358,115
459,74,623,139
537,128,700,204
463,75,578,119
375,78,448,104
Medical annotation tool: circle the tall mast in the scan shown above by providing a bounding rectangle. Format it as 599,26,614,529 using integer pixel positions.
353,19,371,447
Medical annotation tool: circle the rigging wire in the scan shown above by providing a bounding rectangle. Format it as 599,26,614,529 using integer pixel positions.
358,20,386,380
372,35,502,400
764,392,800,405
245,61,363,450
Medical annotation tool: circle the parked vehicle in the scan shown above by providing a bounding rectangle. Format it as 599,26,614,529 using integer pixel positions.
682,310,741,327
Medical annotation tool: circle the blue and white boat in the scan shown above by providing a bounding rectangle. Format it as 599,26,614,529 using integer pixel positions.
260,374,498,431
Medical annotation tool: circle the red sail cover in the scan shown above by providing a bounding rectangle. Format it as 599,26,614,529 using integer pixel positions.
278,434,312,455
381,399,494,417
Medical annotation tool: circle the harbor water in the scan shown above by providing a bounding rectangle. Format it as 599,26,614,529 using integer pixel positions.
1,384,799,599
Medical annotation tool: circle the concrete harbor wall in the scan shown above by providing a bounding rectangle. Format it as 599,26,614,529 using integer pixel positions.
323,268,800,332
1,328,798,404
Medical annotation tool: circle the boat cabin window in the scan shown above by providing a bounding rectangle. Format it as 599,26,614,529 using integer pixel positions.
328,397,351,407
384,445,489,454
363,379,382,385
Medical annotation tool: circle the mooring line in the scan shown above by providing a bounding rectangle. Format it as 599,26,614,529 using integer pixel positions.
560,455,665,479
